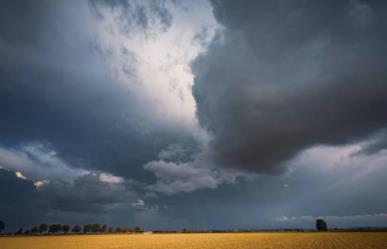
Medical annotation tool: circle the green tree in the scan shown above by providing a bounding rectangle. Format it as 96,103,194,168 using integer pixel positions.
31,227,38,234
133,226,143,233
83,224,91,233
38,224,48,234
49,224,62,233
107,227,113,233
16,228,24,235
316,219,328,231
0,220,5,233
62,225,70,234
100,225,107,233
71,225,82,233
115,227,122,233
91,224,101,233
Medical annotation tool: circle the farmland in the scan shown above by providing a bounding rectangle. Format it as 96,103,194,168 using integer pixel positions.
1,232,386,249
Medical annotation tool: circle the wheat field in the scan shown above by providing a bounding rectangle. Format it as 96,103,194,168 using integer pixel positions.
1,232,387,249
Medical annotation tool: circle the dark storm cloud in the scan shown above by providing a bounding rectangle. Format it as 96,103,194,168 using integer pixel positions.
0,0,203,229
38,173,135,213
147,148,387,230
0,168,46,231
2,0,387,231
193,0,387,173
0,0,204,228
0,0,192,180
0,168,138,230
0,0,53,49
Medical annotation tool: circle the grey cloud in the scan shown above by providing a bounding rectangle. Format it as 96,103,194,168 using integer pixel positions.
192,0,387,173
157,143,199,163
0,168,46,231
38,172,136,213
357,129,387,155
2,0,387,231
0,144,141,214
144,159,240,195
274,214,387,228
0,168,141,230
0,0,53,51
0,0,199,229
0,143,87,182
0,0,193,181
90,0,173,33
150,145,387,230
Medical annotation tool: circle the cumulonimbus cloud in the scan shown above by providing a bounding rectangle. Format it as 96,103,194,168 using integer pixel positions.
192,0,387,173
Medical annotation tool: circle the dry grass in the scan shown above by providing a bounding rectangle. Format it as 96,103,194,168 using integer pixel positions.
1,232,387,249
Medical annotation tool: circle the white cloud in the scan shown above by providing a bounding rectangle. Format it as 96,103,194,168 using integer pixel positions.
15,171,27,180
132,199,145,207
99,173,124,184
93,0,219,133
275,215,289,222
34,180,50,189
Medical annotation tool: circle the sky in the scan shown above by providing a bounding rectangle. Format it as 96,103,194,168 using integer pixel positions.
1,0,387,232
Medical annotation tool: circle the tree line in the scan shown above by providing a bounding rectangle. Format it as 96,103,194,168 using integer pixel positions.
0,219,329,235
0,221,143,235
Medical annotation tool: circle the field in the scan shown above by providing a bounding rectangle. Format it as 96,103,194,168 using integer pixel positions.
1,232,387,249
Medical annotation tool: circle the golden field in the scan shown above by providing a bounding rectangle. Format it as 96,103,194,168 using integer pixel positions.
1,232,387,249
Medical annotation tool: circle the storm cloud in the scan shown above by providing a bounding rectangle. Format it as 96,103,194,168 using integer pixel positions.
0,0,196,181
193,0,387,173
1,0,387,231
0,168,46,230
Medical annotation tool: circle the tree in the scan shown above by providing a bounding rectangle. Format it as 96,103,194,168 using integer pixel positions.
16,228,24,235
31,227,38,234
49,224,62,234
91,223,101,233
316,219,328,231
83,224,91,233
71,225,82,234
100,225,107,233
38,224,48,234
0,220,5,233
107,227,113,233
62,225,70,234
115,227,122,233
133,226,143,233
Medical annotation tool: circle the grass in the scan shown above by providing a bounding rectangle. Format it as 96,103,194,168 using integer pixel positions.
1,232,387,249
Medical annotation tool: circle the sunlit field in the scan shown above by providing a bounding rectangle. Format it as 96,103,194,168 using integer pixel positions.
1,232,387,249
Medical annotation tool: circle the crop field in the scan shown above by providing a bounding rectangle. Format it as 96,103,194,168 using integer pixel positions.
1,232,387,249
